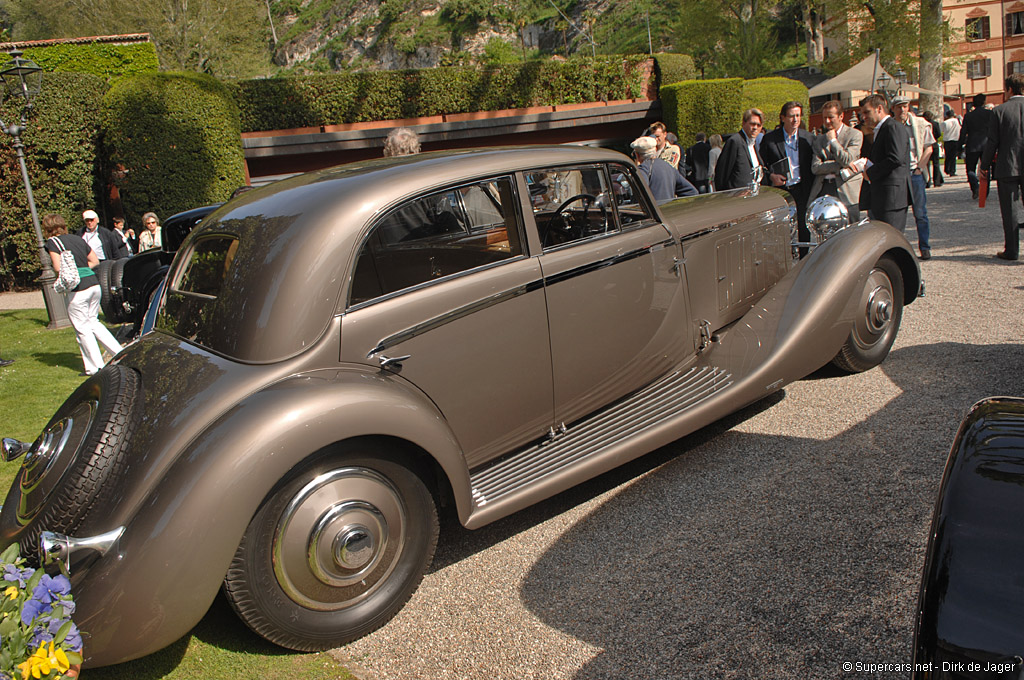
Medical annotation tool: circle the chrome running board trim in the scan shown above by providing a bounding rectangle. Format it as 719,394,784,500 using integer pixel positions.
469,366,732,507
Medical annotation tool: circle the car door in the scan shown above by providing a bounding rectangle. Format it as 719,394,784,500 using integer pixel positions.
340,176,554,469
527,163,695,428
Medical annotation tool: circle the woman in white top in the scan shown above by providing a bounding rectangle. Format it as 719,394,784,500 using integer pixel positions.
138,212,162,252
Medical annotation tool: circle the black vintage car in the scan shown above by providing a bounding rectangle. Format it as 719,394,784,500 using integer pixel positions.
97,204,220,335
913,397,1024,678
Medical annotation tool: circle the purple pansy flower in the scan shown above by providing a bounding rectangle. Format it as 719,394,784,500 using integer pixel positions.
2,564,33,589
20,598,51,626
31,574,70,605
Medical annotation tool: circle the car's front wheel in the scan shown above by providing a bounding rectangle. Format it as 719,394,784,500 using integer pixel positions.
832,255,904,373
223,447,439,651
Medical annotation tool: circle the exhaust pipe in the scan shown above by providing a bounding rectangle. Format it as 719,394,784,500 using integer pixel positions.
40,527,124,574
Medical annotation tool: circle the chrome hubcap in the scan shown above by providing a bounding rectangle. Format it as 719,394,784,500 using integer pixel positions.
17,400,96,524
273,467,406,611
853,267,895,348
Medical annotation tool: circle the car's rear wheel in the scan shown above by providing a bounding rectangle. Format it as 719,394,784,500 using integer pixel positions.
223,448,438,651
832,255,904,373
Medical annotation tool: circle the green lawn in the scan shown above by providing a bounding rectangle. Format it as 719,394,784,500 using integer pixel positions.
0,309,356,680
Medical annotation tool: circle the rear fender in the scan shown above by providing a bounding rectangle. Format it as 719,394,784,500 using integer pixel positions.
73,368,467,667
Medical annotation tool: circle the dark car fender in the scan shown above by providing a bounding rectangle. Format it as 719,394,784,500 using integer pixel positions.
73,366,468,667
912,397,1024,677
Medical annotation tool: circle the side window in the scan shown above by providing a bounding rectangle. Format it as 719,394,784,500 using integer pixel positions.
607,163,656,227
526,165,618,249
350,176,523,306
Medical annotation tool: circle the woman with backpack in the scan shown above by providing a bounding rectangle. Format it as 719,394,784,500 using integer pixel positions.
43,213,122,376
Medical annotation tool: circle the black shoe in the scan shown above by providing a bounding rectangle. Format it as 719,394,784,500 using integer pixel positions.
972,189,979,200
995,251,1019,261
0,358,13,368
919,249,932,260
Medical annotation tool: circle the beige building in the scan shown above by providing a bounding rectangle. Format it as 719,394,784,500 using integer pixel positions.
944,0,1024,111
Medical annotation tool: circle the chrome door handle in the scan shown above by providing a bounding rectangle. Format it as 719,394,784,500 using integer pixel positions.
378,354,411,371
672,257,685,275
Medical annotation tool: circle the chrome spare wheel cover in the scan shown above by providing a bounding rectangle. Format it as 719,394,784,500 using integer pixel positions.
17,400,97,525
852,267,894,348
273,467,406,611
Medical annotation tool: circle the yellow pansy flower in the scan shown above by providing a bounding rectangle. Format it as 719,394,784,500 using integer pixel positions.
17,641,69,679
3,585,17,600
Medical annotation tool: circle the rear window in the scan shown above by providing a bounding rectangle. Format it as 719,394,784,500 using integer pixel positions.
175,237,239,297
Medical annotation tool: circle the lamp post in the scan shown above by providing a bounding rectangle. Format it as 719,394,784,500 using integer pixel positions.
1,50,69,329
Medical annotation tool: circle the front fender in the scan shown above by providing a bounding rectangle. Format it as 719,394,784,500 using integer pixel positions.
711,219,919,384
912,397,1024,676
74,368,466,667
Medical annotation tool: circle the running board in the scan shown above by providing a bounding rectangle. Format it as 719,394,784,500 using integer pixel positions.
469,366,732,509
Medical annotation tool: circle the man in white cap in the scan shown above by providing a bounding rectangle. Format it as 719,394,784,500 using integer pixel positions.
77,209,125,261
631,135,698,201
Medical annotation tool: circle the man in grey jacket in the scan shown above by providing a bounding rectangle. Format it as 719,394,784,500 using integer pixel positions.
981,73,1024,261
809,100,863,220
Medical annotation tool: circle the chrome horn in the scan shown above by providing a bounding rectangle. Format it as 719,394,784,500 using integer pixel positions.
40,527,124,574
1,438,31,462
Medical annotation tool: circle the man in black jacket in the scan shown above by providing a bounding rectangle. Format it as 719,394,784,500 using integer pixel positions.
980,73,1024,260
714,108,765,191
77,210,126,261
857,94,912,232
962,93,994,200
686,133,712,194
760,101,815,247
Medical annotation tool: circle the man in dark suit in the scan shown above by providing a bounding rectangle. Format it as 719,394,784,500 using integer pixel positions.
686,133,712,194
714,108,765,191
631,136,699,200
856,94,912,233
980,73,1024,261
759,101,815,247
962,93,995,200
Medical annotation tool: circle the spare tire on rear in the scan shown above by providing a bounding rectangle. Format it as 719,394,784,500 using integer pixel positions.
7,366,142,558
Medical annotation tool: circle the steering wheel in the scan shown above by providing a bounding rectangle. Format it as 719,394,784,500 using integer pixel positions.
553,193,609,238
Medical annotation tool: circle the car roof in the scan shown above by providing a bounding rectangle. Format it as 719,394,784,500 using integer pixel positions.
174,145,635,362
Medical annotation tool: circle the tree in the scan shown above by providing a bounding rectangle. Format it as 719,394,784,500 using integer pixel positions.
4,0,272,78
672,0,782,78
918,0,944,117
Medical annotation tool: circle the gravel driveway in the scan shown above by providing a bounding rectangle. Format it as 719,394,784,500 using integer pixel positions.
333,174,1023,680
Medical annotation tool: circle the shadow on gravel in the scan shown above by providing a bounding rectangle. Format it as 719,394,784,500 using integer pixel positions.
518,341,1023,680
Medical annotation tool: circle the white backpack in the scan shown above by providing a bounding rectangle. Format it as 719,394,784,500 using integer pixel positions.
50,237,80,294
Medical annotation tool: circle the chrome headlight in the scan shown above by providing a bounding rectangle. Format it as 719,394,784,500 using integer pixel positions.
807,196,850,243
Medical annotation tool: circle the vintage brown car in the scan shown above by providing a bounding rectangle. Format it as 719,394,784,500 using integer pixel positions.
0,146,920,667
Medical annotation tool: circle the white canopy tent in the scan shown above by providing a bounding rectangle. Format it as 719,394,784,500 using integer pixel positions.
808,53,952,100
808,54,892,98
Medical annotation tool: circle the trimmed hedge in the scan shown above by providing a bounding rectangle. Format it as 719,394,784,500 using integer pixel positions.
741,77,809,127
231,56,651,132
660,76,809,145
0,73,109,289
660,78,744,146
653,53,697,89
0,43,159,79
101,72,247,227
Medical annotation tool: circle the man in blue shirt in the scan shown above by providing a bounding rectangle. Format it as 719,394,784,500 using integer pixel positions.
630,136,698,201
760,101,815,251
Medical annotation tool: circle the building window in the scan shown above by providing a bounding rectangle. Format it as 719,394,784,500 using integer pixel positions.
942,70,951,82
967,58,992,79
967,16,991,41
1009,61,1024,75
1008,11,1024,37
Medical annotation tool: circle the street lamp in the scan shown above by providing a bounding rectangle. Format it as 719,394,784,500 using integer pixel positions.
0,50,69,329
